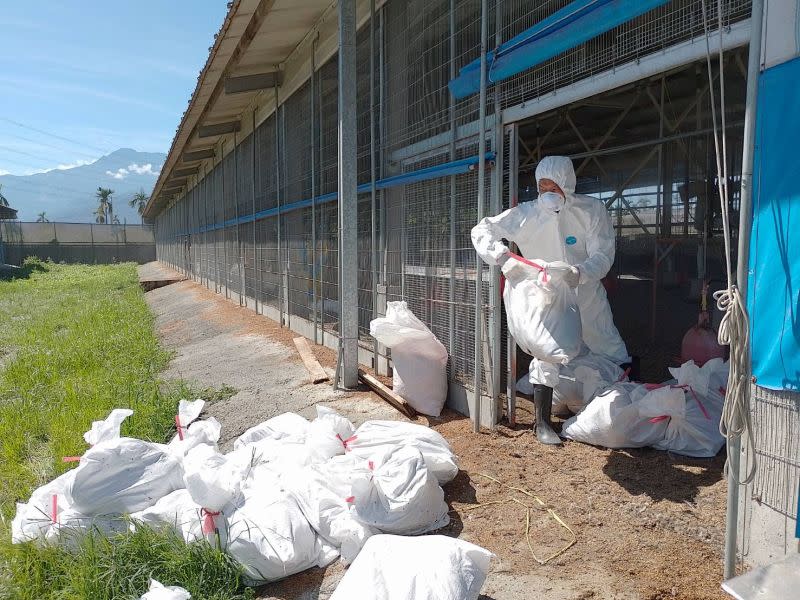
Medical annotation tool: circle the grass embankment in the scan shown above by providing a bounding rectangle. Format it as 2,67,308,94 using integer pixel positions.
0,261,251,600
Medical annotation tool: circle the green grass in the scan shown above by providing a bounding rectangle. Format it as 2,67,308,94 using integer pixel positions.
0,260,252,599
1,525,254,600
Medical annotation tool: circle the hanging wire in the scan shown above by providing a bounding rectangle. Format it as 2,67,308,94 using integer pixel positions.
700,0,755,485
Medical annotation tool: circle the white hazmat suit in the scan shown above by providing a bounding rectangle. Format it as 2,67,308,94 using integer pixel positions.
471,156,629,386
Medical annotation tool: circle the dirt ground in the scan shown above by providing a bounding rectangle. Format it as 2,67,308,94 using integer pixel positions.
140,263,728,600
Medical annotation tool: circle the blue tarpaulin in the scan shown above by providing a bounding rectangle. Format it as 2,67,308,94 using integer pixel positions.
448,0,669,100
748,56,800,391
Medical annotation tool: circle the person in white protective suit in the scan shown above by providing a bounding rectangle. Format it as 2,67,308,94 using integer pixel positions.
471,155,630,445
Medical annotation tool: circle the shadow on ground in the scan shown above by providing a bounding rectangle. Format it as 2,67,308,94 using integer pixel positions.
602,447,725,503
0,258,48,281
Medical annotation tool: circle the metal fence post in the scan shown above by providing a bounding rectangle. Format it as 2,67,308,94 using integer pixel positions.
507,122,519,426
338,0,359,388
370,0,378,371
448,0,457,364
311,38,319,343
233,131,244,305
275,84,285,327
252,109,260,314
472,0,488,432
221,142,230,298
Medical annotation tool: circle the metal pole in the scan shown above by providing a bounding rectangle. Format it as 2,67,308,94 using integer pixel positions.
275,85,284,326
473,0,488,433
378,5,387,286
725,0,764,580
370,0,378,372
234,132,244,305
221,142,230,298
338,0,359,388
507,122,519,426
651,78,665,342
488,0,503,430
252,110,259,313
448,0,457,367
311,40,319,341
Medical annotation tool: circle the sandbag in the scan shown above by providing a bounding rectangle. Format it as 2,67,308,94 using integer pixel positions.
651,359,729,457
561,383,671,449
226,483,337,583
233,412,310,450
345,420,459,485
305,406,356,464
130,489,216,545
140,579,191,600
370,302,449,417
329,534,493,600
168,400,220,457
286,454,375,563
183,444,254,527
351,446,449,535
503,258,582,365
67,438,184,515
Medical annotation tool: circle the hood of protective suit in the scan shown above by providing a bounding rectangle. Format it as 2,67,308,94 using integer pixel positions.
535,156,576,196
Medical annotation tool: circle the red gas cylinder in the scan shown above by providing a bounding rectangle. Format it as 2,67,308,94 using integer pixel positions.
681,311,726,366
602,273,618,296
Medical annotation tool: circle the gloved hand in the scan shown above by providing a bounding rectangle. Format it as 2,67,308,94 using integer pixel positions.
563,265,580,288
500,255,532,286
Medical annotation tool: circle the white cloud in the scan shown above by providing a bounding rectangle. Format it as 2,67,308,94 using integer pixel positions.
106,163,161,180
52,159,94,171
0,169,10,176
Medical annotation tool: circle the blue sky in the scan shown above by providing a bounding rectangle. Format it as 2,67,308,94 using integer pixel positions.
0,1,228,176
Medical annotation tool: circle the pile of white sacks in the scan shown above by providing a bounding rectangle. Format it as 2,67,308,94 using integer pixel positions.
12,401,494,599
519,355,730,457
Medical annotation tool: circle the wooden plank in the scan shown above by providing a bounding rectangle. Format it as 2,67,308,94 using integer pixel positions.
358,369,416,418
293,336,329,384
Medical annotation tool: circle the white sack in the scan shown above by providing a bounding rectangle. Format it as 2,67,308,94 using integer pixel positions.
183,444,254,514
287,454,375,563
305,406,356,464
346,420,459,485
503,259,583,365
561,383,670,449
351,446,449,535
130,489,218,545
67,438,184,515
140,579,191,600
233,412,310,450
83,408,134,446
652,359,729,457
330,534,493,600
370,301,448,417
226,484,337,584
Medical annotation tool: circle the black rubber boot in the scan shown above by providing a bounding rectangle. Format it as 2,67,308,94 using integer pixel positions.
533,384,562,445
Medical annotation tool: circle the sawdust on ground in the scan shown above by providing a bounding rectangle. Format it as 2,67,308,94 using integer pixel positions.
142,264,728,600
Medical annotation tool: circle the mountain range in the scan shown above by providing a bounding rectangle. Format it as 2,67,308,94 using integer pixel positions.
0,148,166,223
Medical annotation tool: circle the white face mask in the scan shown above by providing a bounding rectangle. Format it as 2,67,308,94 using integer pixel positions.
539,190,565,213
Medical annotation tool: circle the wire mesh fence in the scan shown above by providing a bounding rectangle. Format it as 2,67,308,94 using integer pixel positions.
1,222,155,266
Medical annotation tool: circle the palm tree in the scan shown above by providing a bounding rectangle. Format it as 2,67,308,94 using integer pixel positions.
36,212,49,223
0,184,9,207
129,189,149,224
95,187,114,224
94,206,106,224
112,215,121,225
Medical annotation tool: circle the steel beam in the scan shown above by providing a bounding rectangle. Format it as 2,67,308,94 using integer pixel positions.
224,71,283,95
198,120,241,138
337,0,358,389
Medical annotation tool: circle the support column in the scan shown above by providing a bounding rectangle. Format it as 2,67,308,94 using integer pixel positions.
338,0,359,388
311,39,319,342
472,0,488,432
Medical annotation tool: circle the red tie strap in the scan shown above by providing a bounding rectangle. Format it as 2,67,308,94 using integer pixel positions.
201,508,220,534
175,414,185,441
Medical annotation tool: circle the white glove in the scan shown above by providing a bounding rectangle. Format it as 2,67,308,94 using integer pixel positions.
563,265,580,288
500,256,531,286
